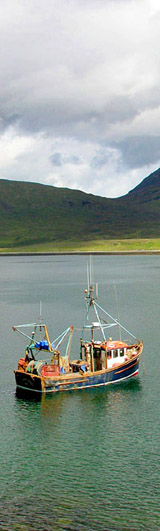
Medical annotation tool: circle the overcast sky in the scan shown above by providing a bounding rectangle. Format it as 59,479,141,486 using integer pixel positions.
1,0,160,198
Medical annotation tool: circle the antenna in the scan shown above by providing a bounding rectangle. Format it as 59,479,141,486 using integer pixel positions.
89,255,93,286
85,256,94,302
40,301,42,319
95,282,98,299
87,262,89,293
113,281,121,340
39,301,43,330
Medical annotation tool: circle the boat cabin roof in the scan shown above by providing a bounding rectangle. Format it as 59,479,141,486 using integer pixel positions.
107,340,128,349
82,340,128,350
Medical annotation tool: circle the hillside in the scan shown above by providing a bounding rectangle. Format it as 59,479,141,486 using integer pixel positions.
0,169,160,247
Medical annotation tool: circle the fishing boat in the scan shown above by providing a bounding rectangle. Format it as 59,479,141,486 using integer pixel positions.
13,275,143,395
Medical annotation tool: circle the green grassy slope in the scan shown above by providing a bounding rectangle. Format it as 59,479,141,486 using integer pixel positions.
0,168,160,248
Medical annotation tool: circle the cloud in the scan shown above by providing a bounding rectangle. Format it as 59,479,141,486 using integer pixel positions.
91,147,119,169
0,0,160,197
50,153,63,167
115,136,160,169
50,153,81,167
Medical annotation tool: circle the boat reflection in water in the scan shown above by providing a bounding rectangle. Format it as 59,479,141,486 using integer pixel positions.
13,269,143,396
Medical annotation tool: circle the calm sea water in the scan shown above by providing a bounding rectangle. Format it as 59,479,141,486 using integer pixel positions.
0,254,159,530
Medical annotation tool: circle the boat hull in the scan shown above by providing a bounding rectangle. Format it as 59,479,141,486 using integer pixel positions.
14,354,141,395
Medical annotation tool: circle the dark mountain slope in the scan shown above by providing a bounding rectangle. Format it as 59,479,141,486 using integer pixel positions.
125,168,160,217
0,169,160,247
128,168,160,198
119,168,160,237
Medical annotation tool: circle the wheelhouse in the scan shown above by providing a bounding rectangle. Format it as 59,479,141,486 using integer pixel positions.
80,339,128,371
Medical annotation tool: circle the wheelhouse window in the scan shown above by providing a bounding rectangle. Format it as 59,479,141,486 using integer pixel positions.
119,348,124,357
113,349,118,358
93,348,101,357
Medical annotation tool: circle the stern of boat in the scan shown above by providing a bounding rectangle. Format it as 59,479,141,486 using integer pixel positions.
14,370,43,394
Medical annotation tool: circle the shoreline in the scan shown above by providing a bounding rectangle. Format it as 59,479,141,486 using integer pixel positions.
1,250,160,256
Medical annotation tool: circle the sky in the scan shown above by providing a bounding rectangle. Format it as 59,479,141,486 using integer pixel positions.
1,0,160,198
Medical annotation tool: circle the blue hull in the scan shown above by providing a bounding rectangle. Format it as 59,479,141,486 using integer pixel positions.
15,356,140,394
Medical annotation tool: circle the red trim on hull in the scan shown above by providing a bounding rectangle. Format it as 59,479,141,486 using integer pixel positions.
115,359,138,374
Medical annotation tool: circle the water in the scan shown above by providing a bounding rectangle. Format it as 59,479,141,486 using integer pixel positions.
0,254,159,530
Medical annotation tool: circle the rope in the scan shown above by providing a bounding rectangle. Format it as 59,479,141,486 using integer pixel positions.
52,327,71,349
95,302,137,340
93,302,106,340
81,301,90,339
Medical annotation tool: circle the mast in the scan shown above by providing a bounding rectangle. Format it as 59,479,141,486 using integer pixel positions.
65,325,74,361
82,256,106,341
82,258,137,344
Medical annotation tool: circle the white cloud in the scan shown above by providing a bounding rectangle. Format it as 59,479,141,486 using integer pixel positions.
0,127,35,169
0,0,160,197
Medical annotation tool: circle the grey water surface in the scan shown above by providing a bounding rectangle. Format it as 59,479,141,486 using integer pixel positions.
0,254,159,530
